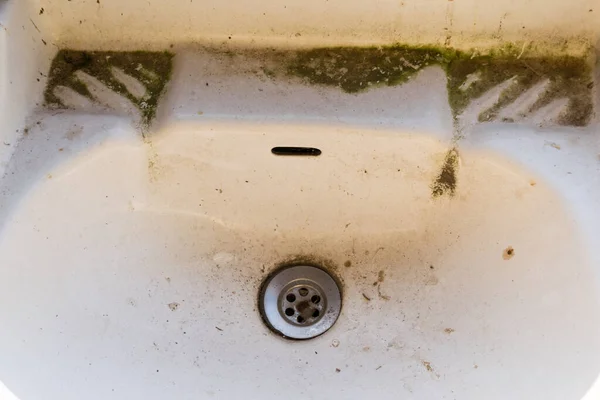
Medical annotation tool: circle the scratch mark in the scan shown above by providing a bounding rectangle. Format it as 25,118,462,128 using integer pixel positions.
29,18,41,33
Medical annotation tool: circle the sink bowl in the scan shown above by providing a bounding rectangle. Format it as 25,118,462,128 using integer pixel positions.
1,116,599,399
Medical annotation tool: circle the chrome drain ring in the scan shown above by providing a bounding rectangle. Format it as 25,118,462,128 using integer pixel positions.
260,265,342,339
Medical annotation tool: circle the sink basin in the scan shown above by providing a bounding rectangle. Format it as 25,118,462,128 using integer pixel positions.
1,1,600,399
1,115,599,399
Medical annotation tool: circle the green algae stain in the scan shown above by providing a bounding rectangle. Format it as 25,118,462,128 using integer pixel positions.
445,53,593,126
287,45,456,93
44,45,593,128
44,50,174,127
286,45,593,127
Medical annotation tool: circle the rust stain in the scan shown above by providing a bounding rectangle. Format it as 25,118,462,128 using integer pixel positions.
422,360,440,378
423,361,433,372
503,246,515,260
549,142,562,150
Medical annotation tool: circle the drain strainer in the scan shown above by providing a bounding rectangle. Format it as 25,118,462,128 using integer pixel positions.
260,265,342,339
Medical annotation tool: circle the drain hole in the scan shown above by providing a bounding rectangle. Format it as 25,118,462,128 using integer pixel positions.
299,288,309,297
285,308,295,316
297,316,305,323
286,293,296,302
312,309,320,318
311,295,321,304
271,147,322,156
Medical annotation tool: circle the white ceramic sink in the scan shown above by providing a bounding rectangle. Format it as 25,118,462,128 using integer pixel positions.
1,1,600,399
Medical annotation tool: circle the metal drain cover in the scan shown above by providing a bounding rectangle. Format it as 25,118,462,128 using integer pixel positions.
260,265,342,339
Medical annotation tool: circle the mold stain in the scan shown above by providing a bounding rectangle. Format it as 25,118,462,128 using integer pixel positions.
431,148,459,198
44,50,174,127
270,254,344,293
287,45,449,93
43,44,593,129
446,50,593,126
286,44,594,126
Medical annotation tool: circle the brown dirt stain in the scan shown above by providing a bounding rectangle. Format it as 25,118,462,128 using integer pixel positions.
503,246,515,260
432,148,459,198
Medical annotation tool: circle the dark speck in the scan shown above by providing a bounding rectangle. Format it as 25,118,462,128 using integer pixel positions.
39,8,44,15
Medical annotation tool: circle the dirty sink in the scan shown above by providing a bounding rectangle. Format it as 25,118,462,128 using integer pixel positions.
1,1,600,399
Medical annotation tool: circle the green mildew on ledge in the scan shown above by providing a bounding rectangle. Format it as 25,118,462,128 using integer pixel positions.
446,53,593,126
286,45,593,126
287,45,457,93
44,45,593,127
45,50,174,127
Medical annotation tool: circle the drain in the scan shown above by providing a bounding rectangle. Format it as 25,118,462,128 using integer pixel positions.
259,265,342,339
